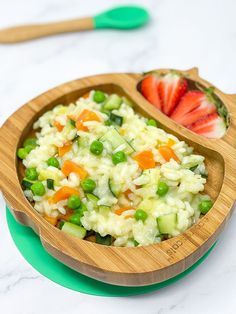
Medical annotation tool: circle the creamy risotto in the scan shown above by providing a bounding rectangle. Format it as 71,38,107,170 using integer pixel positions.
17,90,213,247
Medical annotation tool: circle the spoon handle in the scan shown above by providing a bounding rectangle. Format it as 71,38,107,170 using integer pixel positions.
0,17,94,43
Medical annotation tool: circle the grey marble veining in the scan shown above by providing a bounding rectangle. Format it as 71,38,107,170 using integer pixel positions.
1,0,236,313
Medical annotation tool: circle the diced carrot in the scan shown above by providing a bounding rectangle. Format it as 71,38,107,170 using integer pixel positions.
49,186,80,204
59,207,74,221
44,215,58,226
82,91,90,99
167,139,176,147
133,150,156,170
61,160,88,179
125,214,134,219
114,206,133,215
54,120,64,132
76,109,101,131
158,145,179,162
124,189,132,199
58,141,72,157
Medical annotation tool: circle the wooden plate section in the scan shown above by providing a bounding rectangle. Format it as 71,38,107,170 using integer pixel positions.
0,68,236,286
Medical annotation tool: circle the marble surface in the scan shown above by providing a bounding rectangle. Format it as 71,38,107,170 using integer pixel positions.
1,0,236,313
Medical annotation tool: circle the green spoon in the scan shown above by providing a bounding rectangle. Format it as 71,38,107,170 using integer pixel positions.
0,5,150,44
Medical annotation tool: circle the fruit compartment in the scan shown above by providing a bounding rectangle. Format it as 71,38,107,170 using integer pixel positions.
137,69,230,140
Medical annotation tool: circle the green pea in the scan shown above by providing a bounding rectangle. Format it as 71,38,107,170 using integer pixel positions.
134,209,148,222
199,200,213,214
112,151,127,165
25,168,38,181
156,182,169,197
47,157,60,168
147,119,157,127
77,203,87,214
69,213,82,226
68,194,81,209
93,90,106,103
24,145,35,153
23,138,37,148
31,181,46,196
90,140,104,155
17,148,28,159
81,178,96,193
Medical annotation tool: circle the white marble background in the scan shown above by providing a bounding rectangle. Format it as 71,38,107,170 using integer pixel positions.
0,0,236,313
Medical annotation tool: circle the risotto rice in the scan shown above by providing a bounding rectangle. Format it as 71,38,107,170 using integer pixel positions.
18,90,212,247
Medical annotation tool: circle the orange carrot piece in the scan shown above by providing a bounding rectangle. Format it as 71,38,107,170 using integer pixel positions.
114,206,133,215
133,150,156,170
82,91,90,99
158,145,179,162
54,120,64,132
167,139,176,147
124,189,132,198
59,207,74,221
125,214,134,219
76,109,101,131
49,186,80,204
58,142,72,157
61,160,88,179
44,215,58,226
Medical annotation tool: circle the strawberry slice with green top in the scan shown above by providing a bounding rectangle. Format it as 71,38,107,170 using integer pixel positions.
170,90,217,126
140,75,161,110
158,72,188,116
188,112,226,139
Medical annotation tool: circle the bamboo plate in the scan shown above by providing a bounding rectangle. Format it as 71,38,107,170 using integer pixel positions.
0,68,236,287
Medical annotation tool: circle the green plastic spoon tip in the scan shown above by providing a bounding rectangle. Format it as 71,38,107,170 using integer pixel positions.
94,5,150,30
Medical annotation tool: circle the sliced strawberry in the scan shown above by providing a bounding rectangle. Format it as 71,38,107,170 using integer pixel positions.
170,90,216,126
140,75,161,110
188,112,226,139
158,73,188,116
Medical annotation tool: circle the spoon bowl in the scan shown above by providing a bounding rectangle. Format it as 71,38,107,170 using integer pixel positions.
94,5,150,29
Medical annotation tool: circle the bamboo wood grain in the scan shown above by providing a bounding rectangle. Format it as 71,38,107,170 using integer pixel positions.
0,68,236,286
0,17,94,43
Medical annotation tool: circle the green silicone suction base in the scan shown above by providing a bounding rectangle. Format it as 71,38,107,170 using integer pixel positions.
6,207,216,296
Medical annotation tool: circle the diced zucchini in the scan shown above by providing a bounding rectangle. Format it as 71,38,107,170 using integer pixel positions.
38,169,62,184
22,178,33,190
138,199,159,212
99,205,111,216
79,136,89,148
69,119,76,127
110,113,123,126
122,96,134,107
72,135,80,143
103,94,122,111
108,178,120,197
62,222,86,239
157,213,177,234
100,127,134,154
189,165,198,172
95,233,112,245
86,193,99,207
46,179,54,190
